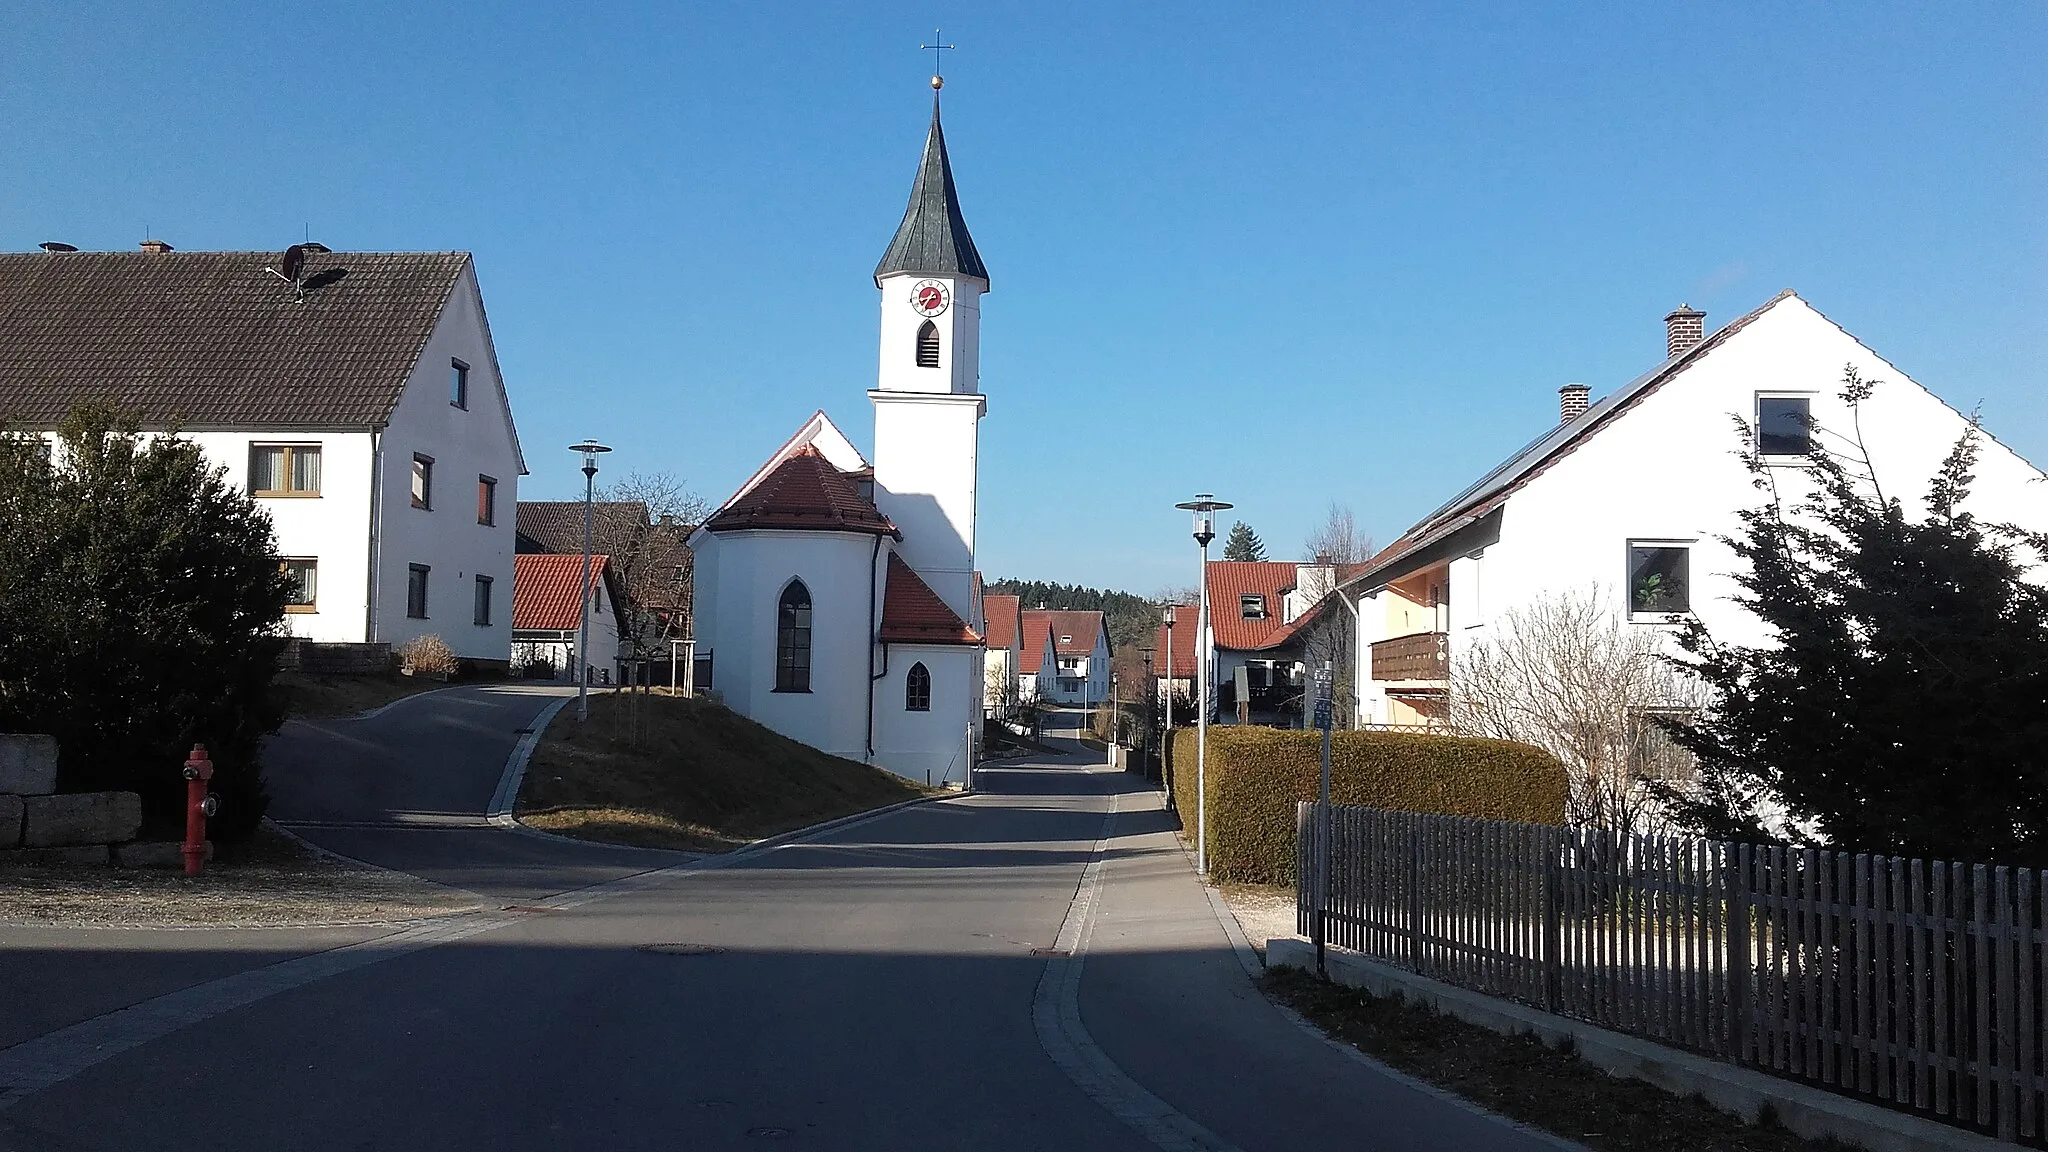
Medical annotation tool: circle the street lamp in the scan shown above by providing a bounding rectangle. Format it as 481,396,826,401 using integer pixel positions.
1139,648,1155,784
1161,603,1177,801
1108,669,1120,767
1174,492,1232,875
569,440,612,723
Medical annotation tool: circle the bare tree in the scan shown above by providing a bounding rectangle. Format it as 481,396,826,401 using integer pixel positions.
1448,586,1707,836
1303,502,1373,564
588,470,711,672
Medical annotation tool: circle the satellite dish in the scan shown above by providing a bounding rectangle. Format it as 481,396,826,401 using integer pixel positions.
279,244,308,283
300,241,331,254
38,241,78,253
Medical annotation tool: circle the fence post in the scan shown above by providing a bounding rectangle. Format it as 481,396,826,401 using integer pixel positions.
1728,841,1753,1064
1543,826,1563,1014
1406,812,1424,972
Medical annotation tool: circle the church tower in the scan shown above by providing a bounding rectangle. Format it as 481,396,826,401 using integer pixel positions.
869,81,988,621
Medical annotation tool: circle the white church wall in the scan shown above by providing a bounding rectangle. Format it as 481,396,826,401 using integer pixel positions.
702,529,882,764
870,389,983,621
873,645,979,787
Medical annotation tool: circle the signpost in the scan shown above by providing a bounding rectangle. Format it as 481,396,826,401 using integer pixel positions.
1312,662,1334,979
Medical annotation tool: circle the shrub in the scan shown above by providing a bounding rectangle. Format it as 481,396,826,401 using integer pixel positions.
0,405,289,839
399,634,459,676
1166,725,1568,884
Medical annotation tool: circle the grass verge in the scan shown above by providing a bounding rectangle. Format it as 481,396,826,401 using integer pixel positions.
0,823,482,928
1261,966,1851,1151
517,690,935,852
277,670,453,718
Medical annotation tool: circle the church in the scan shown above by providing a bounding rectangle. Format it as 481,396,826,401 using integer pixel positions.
686,82,991,787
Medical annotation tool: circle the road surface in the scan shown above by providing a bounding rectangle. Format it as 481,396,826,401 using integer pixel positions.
0,697,1571,1150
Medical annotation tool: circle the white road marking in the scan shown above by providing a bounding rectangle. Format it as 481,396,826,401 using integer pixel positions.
1031,782,1247,1152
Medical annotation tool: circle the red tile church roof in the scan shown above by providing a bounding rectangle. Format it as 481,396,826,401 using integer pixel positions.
880,553,981,645
703,446,899,538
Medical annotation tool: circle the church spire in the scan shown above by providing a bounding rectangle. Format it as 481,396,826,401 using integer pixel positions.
874,90,989,288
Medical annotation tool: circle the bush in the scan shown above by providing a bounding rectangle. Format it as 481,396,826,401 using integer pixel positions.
399,634,459,676
0,405,290,839
1166,725,1568,884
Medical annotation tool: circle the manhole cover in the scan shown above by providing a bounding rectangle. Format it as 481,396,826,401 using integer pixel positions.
637,943,728,956
1030,948,1071,957
501,905,559,914
744,1127,791,1139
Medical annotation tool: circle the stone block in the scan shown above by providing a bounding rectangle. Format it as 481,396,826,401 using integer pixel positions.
112,839,211,869
23,791,142,848
0,734,59,795
0,844,110,867
0,794,22,847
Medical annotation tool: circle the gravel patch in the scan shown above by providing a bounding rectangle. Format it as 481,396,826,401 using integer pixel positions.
1217,882,1300,955
0,823,484,929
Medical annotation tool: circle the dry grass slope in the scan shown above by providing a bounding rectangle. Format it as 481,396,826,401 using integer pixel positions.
517,691,932,852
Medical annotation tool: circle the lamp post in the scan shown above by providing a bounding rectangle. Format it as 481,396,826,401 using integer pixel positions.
1108,669,1120,767
1140,648,1155,784
569,440,611,722
1175,493,1231,875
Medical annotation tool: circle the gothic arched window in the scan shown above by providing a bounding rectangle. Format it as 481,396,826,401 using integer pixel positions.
915,320,940,368
775,580,812,692
905,662,931,711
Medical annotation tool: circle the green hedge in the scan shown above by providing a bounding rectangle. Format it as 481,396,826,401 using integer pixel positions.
1165,726,1567,884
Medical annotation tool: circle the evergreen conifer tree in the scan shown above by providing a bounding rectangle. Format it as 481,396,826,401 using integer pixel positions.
1662,368,2048,866
1222,521,1267,562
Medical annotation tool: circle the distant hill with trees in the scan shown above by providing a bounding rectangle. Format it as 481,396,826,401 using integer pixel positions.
986,579,1160,655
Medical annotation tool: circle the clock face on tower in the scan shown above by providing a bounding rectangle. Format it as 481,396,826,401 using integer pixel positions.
910,279,950,317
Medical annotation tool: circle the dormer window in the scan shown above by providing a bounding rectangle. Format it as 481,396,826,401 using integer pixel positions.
1240,594,1267,620
916,320,940,368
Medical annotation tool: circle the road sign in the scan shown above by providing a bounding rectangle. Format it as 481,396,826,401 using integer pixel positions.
1313,699,1333,731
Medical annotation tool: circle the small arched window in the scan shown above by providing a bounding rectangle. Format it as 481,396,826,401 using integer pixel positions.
775,580,812,692
905,662,931,711
915,320,940,368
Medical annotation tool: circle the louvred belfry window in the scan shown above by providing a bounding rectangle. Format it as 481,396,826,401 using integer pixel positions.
916,320,940,368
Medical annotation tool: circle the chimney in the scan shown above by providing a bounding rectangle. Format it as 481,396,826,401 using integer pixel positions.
1558,382,1590,422
138,239,174,254
1664,304,1706,358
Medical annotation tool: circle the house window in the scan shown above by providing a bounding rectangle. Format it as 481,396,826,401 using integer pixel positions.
1240,594,1266,620
916,320,940,368
411,455,434,509
1627,543,1691,617
775,580,812,692
280,559,317,613
906,662,931,711
473,574,493,626
1757,395,1813,457
407,564,430,619
451,359,470,409
477,475,497,526
250,444,321,496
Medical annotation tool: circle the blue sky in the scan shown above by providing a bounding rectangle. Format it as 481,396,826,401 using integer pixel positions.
6,3,2043,594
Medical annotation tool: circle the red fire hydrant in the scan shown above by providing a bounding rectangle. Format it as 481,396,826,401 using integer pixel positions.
182,744,216,877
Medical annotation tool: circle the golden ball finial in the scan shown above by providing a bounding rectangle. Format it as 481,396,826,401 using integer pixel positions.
931,74,944,90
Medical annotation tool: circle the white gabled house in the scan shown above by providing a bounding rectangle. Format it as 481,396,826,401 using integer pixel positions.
1342,292,2048,728
0,243,527,665
1025,609,1111,706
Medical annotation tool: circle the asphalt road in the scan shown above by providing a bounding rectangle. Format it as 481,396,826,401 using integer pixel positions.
0,700,1571,1150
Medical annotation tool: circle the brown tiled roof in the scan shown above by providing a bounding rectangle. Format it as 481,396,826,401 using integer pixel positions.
981,594,1021,650
1020,617,1056,670
880,553,980,645
703,446,900,537
0,249,470,426
513,553,613,632
1206,561,1306,651
1022,609,1107,658
516,500,694,613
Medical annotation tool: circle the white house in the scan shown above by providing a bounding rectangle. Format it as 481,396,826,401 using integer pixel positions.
511,553,626,683
1028,609,1110,706
687,88,994,787
0,243,526,665
1341,293,2048,727
982,592,1023,715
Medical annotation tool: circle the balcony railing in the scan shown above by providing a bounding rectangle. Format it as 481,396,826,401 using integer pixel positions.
1370,631,1448,682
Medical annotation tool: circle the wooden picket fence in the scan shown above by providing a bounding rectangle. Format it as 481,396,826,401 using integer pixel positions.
1295,803,2048,1143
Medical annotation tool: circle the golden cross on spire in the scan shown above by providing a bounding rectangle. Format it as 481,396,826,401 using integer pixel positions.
921,28,955,89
